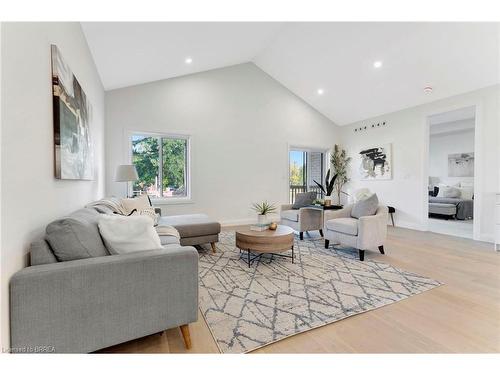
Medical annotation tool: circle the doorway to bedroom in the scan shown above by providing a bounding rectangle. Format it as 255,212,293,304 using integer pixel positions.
426,106,476,239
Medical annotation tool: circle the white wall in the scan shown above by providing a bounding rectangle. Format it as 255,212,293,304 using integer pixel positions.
0,23,105,350
429,127,475,186
339,85,499,242
105,63,340,224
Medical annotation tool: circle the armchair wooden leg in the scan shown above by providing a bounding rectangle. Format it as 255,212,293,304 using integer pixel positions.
319,229,323,237
210,242,216,254
299,232,304,240
180,324,192,349
359,249,365,261
378,245,385,254
325,239,330,249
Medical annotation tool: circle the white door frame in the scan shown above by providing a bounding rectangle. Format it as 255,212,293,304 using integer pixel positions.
421,103,482,241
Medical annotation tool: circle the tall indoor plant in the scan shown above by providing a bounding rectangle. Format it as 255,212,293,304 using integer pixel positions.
330,144,351,205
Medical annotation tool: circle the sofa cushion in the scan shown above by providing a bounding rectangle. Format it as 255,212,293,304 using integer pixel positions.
292,192,316,209
280,209,299,222
30,239,58,266
351,193,379,219
158,214,221,238
326,217,359,236
46,208,109,262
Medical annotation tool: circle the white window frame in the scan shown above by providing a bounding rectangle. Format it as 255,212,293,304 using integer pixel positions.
128,131,192,205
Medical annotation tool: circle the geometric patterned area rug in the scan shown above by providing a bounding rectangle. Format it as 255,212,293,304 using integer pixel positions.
198,231,441,353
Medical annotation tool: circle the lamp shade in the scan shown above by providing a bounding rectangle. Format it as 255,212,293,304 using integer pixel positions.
115,164,138,182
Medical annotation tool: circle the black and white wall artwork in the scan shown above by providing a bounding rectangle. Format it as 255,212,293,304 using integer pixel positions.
51,44,94,180
359,144,392,180
448,152,474,177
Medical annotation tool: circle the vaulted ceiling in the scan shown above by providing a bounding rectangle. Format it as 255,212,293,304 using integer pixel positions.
81,22,499,125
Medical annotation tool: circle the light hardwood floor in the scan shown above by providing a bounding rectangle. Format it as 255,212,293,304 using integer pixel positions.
99,226,500,353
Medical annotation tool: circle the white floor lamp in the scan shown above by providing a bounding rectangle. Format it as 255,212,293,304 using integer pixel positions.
115,164,138,198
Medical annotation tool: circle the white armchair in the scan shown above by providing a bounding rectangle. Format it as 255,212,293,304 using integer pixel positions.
280,204,323,240
323,204,388,261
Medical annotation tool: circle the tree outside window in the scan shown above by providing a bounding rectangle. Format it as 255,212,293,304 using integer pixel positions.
131,134,189,198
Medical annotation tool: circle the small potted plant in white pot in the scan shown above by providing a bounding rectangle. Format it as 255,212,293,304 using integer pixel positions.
251,201,277,224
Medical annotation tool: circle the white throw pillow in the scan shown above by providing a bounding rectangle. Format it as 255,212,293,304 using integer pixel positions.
98,214,162,254
121,194,151,215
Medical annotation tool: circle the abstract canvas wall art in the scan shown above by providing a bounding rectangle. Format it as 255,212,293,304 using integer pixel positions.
51,45,93,180
359,144,392,180
448,152,474,177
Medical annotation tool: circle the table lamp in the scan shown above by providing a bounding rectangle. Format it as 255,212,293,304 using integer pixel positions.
115,164,138,198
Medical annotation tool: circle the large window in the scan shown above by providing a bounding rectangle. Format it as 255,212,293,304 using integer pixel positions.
289,149,325,203
131,133,190,199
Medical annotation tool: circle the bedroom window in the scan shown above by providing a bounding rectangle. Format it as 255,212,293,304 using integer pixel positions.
130,133,190,200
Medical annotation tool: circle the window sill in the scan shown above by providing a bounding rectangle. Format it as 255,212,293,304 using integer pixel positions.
151,198,194,206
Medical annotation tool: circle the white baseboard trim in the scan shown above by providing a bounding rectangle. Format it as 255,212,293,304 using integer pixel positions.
220,218,256,227
392,220,427,232
477,234,494,244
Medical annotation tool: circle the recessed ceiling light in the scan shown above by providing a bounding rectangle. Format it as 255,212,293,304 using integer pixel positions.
185,57,193,64
373,61,383,68
317,88,324,95
424,86,433,93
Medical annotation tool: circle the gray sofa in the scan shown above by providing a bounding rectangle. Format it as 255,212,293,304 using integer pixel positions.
10,207,199,353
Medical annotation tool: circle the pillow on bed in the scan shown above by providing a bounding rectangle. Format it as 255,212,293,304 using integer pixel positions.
437,184,461,198
444,187,461,198
458,187,474,200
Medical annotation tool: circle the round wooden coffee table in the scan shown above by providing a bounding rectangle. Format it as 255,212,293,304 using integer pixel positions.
235,225,295,267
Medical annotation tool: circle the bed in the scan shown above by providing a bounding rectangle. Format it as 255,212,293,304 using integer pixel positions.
428,196,473,220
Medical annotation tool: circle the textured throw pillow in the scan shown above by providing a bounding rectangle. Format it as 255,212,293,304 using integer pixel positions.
292,192,316,209
351,193,379,219
121,194,151,215
131,207,160,225
98,214,162,255
46,208,109,262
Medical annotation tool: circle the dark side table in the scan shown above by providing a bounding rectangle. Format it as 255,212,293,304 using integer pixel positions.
388,206,395,226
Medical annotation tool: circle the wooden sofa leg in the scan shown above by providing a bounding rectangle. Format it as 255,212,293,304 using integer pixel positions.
325,239,330,249
378,245,385,254
359,249,365,261
299,232,304,240
210,242,216,253
180,324,192,349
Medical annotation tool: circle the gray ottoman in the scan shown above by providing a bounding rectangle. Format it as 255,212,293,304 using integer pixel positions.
158,214,221,252
429,203,456,219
